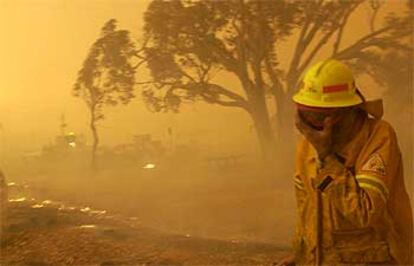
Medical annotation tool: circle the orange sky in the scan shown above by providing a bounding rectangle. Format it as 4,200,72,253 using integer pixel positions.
0,0,256,158
0,0,408,159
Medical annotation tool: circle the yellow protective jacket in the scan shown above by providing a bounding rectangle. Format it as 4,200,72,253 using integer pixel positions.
293,114,413,265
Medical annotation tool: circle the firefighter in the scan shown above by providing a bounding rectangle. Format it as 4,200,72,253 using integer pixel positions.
278,59,413,265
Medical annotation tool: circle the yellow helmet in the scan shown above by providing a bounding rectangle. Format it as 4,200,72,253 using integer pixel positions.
293,59,363,108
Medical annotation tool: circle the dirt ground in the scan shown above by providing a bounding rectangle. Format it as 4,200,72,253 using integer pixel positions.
7,157,297,245
2,155,296,265
1,200,290,265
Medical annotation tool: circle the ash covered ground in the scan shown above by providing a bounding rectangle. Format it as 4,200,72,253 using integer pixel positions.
1,157,295,265
2,197,289,265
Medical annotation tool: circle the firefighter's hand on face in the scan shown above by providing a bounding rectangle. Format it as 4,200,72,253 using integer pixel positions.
295,111,334,160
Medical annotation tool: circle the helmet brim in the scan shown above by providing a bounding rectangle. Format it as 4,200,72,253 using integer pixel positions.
292,93,363,108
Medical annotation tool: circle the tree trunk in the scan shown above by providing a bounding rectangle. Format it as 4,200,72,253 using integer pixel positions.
248,92,277,163
90,109,99,169
274,93,295,144
271,79,298,165
242,60,278,163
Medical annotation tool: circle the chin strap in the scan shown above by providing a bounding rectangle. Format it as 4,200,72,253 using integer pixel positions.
356,88,384,119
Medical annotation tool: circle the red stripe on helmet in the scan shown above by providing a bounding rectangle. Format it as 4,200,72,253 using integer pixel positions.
323,84,348,93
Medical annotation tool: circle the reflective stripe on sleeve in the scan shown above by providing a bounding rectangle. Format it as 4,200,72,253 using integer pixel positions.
294,176,305,190
356,174,389,202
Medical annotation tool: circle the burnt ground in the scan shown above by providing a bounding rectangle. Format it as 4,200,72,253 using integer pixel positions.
2,156,296,265
1,200,290,266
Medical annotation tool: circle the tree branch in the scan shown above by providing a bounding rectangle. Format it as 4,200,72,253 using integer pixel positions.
133,36,149,60
332,1,362,56
298,27,338,75
202,37,240,75
298,3,362,73
265,57,285,101
232,0,256,92
334,21,406,60
287,0,325,81
369,0,381,32
200,91,249,109
205,83,248,106
192,81,249,109
135,81,155,85
161,81,249,111
287,4,312,78
132,59,147,70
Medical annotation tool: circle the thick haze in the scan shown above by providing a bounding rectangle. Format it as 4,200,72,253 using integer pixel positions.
0,0,412,251
0,0,256,161
0,0,405,160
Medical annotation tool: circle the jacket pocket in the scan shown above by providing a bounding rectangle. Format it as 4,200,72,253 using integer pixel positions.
332,227,393,264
